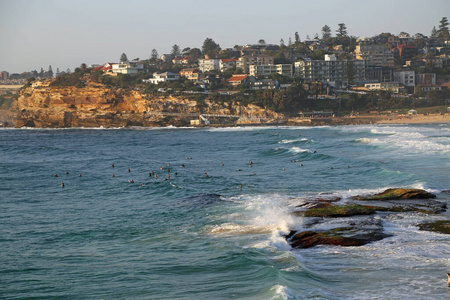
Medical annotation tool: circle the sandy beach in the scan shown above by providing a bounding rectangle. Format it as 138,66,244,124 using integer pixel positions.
376,114,450,124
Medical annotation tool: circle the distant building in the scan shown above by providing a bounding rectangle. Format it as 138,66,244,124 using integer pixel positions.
227,74,255,86
1,71,10,80
111,61,144,75
295,54,367,88
364,82,403,93
249,64,293,78
160,54,174,62
236,55,274,73
143,72,180,84
172,57,189,65
220,59,238,72
198,59,220,72
393,69,415,87
416,73,436,85
355,44,394,67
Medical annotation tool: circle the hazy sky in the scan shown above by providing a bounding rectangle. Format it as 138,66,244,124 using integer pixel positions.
1,0,449,73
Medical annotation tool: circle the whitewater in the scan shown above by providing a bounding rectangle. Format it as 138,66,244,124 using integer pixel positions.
0,123,449,299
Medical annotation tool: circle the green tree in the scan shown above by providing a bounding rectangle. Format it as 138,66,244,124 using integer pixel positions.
47,65,53,78
336,23,348,37
295,32,300,43
438,17,450,39
258,39,266,44
431,26,438,38
150,49,159,61
202,38,221,57
171,44,181,57
280,39,285,47
120,53,128,62
80,63,87,73
322,25,332,39
188,48,202,60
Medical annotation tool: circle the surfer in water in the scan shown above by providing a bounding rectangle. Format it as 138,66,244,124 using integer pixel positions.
447,273,450,286
61,181,64,188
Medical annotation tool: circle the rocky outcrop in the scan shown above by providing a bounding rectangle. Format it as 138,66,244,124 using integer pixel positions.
14,80,283,128
351,188,436,201
418,220,450,234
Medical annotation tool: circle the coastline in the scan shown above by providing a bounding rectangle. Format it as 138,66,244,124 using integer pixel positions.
375,114,450,125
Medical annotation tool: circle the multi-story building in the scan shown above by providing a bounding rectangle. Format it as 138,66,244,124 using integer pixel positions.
416,73,436,85
393,69,415,87
355,44,394,67
219,59,238,72
1,71,9,81
249,64,293,78
236,55,274,73
198,59,220,72
294,54,367,88
364,82,403,93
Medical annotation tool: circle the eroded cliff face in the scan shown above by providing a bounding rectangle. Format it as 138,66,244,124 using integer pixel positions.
15,80,283,128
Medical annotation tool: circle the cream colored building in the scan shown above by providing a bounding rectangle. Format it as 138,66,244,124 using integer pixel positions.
355,44,394,67
236,55,274,73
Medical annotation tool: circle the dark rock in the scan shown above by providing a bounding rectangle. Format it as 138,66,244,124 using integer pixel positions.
289,226,390,249
418,220,450,234
294,204,376,218
352,188,436,201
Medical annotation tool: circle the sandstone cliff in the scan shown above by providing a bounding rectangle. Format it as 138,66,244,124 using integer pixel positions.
14,80,283,128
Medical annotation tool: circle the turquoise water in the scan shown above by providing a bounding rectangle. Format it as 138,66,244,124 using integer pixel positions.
1,124,449,299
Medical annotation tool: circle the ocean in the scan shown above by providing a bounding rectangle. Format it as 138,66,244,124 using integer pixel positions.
0,124,449,299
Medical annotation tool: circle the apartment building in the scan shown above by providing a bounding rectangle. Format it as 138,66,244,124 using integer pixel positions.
198,59,220,72
355,44,394,67
393,69,415,87
236,55,274,73
294,54,367,88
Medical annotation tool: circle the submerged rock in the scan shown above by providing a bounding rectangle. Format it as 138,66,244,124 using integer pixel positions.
418,220,450,234
351,188,436,201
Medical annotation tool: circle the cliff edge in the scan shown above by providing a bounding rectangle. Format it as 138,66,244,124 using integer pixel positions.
14,79,283,128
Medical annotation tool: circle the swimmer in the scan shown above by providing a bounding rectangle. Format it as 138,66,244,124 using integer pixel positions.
149,172,152,176
314,151,317,154
204,172,208,177
160,167,163,171
238,169,242,171
180,164,185,168
447,273,450,286
168,174,171,179
128,168,131,172
66,171,69,175
238,184,242,188
221,163,224,167
79,173,82,177
282,168,286,171
186,157,189,160
164,178,168,181
54,173,58,177
61,181,64,188
174,171,177,176
128,179,134,183
112,163,114,168
167,164,170,166
330,166,333,169
167,168,170,173
154,174,158,179
142,184,145,187
300,164,303,167
112,174,115,177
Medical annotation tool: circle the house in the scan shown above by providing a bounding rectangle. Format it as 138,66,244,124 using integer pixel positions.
160,54,174,62
92,63,115,73
220,59,238,72
249,64,293,78
111,61,144,75
198,58,220,72
227,74,255,86
180,68,200,78
393,69,415,87
172,57,190,65
143,72,180,84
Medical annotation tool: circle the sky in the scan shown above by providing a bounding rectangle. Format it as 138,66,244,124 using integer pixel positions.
1,0,449,74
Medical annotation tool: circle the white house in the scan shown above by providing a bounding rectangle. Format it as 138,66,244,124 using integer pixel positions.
143,72,180,84
111,61,144,75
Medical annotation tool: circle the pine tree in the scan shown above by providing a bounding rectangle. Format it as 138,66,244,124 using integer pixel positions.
48,65,53,78
151,49,158,60
120,53,128,63
431,26,438,38
280,39,285,47
171,44,181,57
336,23,348,37
322,25,332,39
295,32,300,43
438,17,450,39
